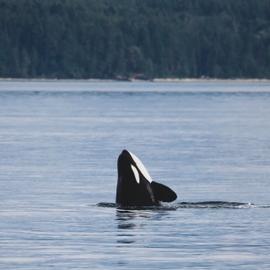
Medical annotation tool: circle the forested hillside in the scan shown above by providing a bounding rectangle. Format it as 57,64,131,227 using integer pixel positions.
1,0,270,79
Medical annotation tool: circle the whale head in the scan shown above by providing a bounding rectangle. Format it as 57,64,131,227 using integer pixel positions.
116,149,177,206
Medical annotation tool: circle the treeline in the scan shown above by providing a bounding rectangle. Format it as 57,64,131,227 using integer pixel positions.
1,0,270,79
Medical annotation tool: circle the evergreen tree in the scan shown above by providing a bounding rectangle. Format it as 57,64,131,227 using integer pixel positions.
0,0,269,79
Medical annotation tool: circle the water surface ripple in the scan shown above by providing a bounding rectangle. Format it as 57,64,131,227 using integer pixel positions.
0,80,270,269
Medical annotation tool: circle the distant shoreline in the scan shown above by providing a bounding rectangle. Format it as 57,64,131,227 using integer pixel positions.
1,77,270,94
1,78,270,83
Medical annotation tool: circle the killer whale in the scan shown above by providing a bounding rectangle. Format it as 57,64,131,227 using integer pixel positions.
116,149,177,206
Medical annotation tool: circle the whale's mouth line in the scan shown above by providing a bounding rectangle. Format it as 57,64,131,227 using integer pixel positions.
97,201,269,210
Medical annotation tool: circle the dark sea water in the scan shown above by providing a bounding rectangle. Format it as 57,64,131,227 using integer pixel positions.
0,80,270,269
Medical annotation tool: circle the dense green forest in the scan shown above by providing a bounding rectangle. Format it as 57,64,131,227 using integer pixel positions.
0,0,270,79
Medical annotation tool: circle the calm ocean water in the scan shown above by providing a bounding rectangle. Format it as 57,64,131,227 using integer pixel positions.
0,80,270,269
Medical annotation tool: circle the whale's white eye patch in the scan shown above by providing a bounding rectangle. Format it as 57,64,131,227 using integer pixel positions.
129,151,153,183
131,164,140,184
